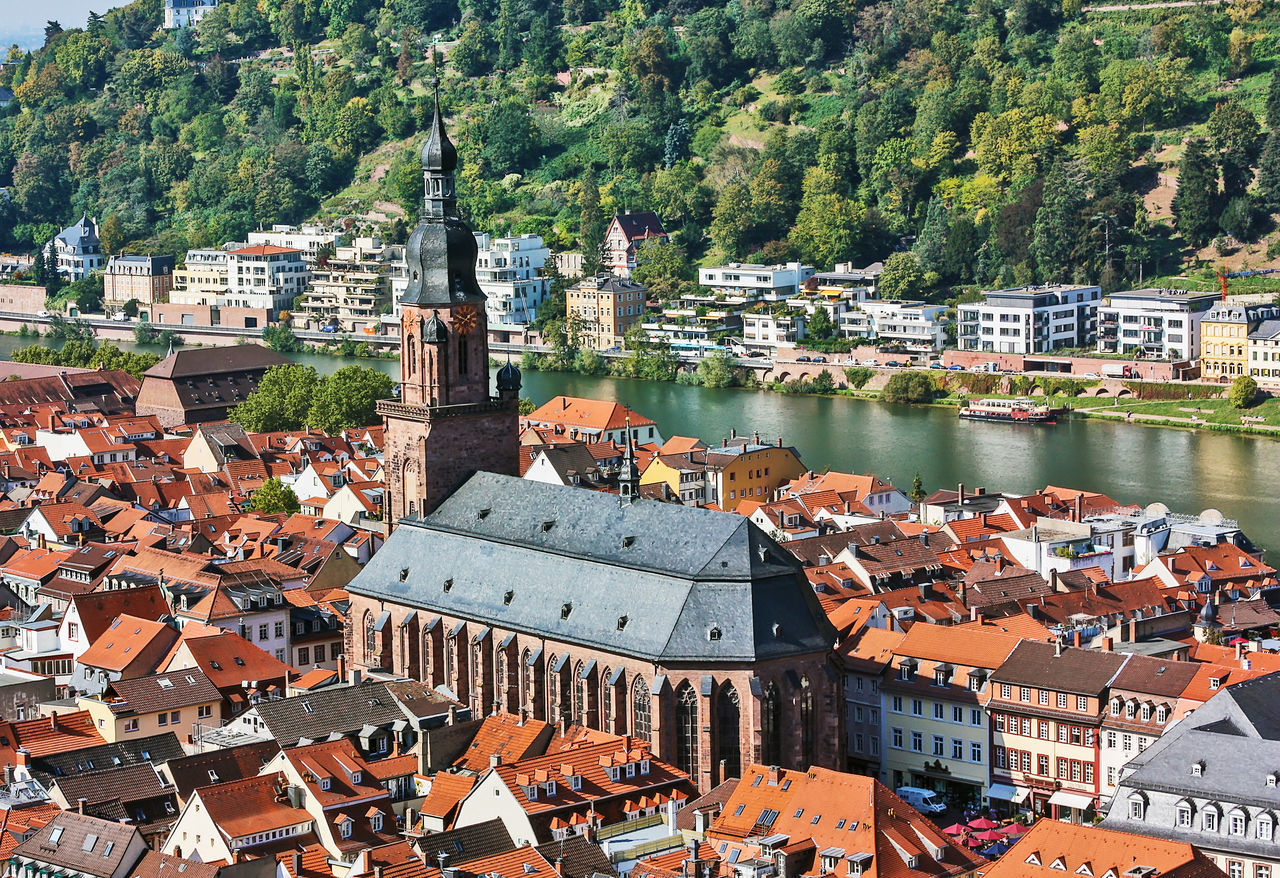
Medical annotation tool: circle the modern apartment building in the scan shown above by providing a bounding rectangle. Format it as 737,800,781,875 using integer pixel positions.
958,284,1102,354
475,233,550,334
841,301,949,351
164,0,218,28
171,248,231,304
1097,288,1217,361
297,238,399,333
698,261,815,301
566,273,648,350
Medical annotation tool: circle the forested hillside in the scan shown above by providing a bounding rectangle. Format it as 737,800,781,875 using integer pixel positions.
3,0,1280,302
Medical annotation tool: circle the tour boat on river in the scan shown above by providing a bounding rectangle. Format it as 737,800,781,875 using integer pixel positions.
958,398,1058,424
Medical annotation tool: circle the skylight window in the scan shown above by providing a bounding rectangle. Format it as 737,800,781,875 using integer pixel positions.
82,834,97,852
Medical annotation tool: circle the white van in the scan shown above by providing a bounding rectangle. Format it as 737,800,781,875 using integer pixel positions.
896,786,947,813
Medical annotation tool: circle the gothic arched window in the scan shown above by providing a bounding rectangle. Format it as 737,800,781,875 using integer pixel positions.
676,683,699,780
602,667,614,730
520,648,532,708
762,682,782,766
363,612,378,663
573,661,585,724
633,677,651,743
717,683,742,780
800,677,815,768
421,631,433,685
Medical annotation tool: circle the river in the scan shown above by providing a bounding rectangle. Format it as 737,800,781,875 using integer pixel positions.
3,336,1277,548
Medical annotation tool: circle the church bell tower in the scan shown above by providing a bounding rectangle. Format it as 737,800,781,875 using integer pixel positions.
377,87,521,524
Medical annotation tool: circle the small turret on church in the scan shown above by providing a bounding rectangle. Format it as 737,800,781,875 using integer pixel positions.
377,87,519,525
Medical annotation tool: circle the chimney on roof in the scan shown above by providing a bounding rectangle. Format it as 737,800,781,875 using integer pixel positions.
1101,637,1113,652
1054,638,1063,657
684,838,700,878
1128,619,1138,643
49,710,57,731
292,852,302,876
731,428,736,439
1050,569,1063,593
490,754,502,769
77,797,86,814
918,584,930,602
957,482,965,505
554,859,564,878
374,867,384,878
1072,629,1082,648
777,437,782,447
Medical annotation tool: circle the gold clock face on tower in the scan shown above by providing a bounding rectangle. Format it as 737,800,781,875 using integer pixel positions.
452,305,478,335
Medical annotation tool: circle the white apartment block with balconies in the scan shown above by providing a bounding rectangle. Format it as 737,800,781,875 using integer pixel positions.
475,233,550,328
840,300,948,351
1096,288,1217,361
958,285,1102,354
221,245,309,317
698,262,815,302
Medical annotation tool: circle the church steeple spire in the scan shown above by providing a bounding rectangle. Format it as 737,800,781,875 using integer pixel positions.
421,83,458,222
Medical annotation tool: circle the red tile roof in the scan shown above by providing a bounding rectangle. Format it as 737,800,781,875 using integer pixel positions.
980,819,1224,878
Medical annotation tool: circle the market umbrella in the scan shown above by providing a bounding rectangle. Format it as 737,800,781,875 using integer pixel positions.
965,838,984,847
1001,824,1030,836
969,817,998,830
983,842,1011,858
973,829,1005,842
941,824,969,835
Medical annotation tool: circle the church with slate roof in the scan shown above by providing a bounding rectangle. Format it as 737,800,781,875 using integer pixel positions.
347,93,842,793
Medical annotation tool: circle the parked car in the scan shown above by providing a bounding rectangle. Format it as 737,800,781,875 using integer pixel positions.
36,310,49,317
929,363,945,369
885,360,906,368
113,312,131,322
813,356,827,363
860,359,878,366
320,324,339,333
947,365,964,371
796,355,811,362
1082,372,1101,379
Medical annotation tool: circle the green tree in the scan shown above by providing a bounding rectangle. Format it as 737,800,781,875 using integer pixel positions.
495,0,520,70
451,19,494,77
244,477,301,515
230,364,320,432
696,351,736,388
1072,124,1133,191
788,168,865,268
711,181,756,260
810,369,836,394
518,397,537,415
307,365,395,433
1258,132,1280,210
524,13,561,76
1172,139,1220,249
807,308,834,340
878,252,925,301
1267,69,1280,130
1229,374,1258,408
908,472,926,502
630,240,693,300
263,324,304,353
481,100,537,175
335,96,378,150
882,371,936,404
914,198,949,277
1031,161,1086,283
1208,99,1260,199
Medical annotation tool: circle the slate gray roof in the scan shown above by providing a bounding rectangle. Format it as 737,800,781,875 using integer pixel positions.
159,740,279,800
348,473,835,662
105,669,221,715
246,680,423,746
414,818,515,864
33,734,186,786
13,811,143,878
52,763,174,808
55,216,99,250
535,834,615,878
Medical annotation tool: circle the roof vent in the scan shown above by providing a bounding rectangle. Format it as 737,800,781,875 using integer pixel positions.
400,568,409,582
443,578,453,593
503,590,514,606
541,520,556,532
708,626,722,642
561,603,573,620
617,615,628,631
477,508,492,520
622,536,635,548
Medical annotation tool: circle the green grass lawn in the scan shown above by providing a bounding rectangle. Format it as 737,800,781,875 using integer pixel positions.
1075,396,1280,426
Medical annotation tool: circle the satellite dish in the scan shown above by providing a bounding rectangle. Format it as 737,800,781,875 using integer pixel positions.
1200,508,1225,526
1144,502,1170,517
